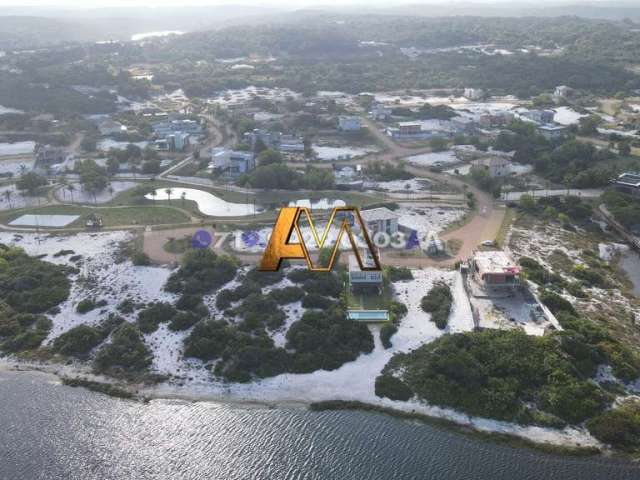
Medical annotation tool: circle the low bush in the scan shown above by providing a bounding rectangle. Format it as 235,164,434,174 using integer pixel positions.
301,293,334,309
587,399,640,451
93,323,152,376
269,286,305,305
421,283,452,329
76,298,96,314
386,266,413,282
374,374,413,401
380,323,398,349
168,311,201,331
137,302,177,333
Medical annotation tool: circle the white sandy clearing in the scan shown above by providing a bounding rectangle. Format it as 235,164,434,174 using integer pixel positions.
553,106,587,126
146,187,262,217
406,150,460,167
313,145,378,161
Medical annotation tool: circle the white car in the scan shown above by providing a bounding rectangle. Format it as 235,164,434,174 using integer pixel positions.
481,240,495,247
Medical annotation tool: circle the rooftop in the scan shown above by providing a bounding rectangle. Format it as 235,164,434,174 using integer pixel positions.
360,207,400,222
473,250,520,276
616,172,640,187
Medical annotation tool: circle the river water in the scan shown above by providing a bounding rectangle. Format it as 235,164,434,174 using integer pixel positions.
1,370,639,480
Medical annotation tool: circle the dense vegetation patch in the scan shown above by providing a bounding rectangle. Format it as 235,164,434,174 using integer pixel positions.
51,315,124,358
165,249,239,295
286,308,374,373
184,304,373,382
587,399,640,451
137,302,178,334
379,330,610,425
93,323,152,377
420,283,452,329
0,244,70,314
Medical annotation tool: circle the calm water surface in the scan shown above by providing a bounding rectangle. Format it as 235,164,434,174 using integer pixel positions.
1,370,639,480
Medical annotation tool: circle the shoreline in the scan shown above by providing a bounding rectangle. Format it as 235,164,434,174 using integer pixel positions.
0,358,613,459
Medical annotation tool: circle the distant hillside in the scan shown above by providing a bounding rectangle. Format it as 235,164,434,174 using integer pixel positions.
0,6,284,49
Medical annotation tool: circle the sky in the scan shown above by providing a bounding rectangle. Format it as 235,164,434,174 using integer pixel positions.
0,0,622,8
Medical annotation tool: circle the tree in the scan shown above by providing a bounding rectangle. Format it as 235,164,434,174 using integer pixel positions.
429,137,448,152
77,159,108,203
165,188,173,204
106,157,120,175
519,194,536,210
257,148,282,166
16,172,47,196
578,115,601,136
619,141,632,156
66,183,75,203
2,189,12,209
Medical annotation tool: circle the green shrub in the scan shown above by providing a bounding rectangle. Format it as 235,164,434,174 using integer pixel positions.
375,374,413,401
587,399,640,451
93,323,152,376
216,281,261,310
165,249,238,294
137,302,177,333
131,251,151,266
286,308,374,373
52,324,103,357
389,301,408,324
380,324,398,349
386,266,413,282
117,298,136,314
76,298,96,314
176,294,203,311
184,319,289,382
268,286,305,305
540,291,576,315
421,283,452,329
0,245,70,313
301,293,334,309
235,294,286,331
382,329,609,424
168,311,201,331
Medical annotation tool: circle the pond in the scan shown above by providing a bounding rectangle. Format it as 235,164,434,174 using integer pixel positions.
146,187,262,217
288,198,346,209
0,141,35,156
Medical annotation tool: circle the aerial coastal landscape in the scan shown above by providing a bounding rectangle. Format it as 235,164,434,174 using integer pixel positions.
3,1,640,478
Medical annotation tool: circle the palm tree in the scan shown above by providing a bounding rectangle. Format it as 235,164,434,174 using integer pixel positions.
3,189,12,208
180,191,186,207
67,183,75,203
165,188,173,204
150,189,157,204
108,184,114,201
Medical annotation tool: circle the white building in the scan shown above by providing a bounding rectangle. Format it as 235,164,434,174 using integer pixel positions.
471,156,511,178
98,119,127,136
471,250,520,288
360,207,400,235
370,104,392,121
464,88,484,100
553,85,573,102
211,148,255,176
537,123,569,140
338,116,362,131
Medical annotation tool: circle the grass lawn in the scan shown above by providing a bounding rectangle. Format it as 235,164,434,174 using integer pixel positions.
346,285,393,310
0,204,191,228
